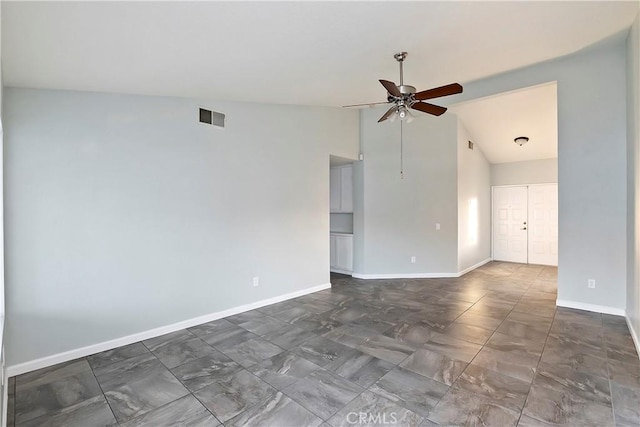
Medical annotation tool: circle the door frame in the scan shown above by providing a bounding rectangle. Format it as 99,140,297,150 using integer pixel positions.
527,183,559,266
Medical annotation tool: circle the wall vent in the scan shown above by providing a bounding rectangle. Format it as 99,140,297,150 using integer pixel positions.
199,108,225,128
468,140,474,150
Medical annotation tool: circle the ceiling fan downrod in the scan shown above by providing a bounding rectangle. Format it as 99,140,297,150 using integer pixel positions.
394,52,407,86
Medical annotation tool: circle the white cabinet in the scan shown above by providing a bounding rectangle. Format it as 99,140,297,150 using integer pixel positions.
330,165,353,213
330,234,337,267
330,233,353,274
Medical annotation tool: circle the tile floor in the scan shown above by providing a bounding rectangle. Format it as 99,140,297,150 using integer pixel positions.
7,262,640,426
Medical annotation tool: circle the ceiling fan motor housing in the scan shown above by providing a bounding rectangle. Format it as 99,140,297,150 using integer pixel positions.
399,85,416,95
387,85,417,104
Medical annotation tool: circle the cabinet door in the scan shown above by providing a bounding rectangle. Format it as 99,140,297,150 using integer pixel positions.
340,166,353,213
330,168,341,213
330,235,337,268
335,235,353,271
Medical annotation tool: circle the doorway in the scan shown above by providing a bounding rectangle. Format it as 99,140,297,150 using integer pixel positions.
329,155,355,276
492,184,558,266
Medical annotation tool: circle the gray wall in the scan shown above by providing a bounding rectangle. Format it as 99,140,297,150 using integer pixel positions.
352,160,365,273
457,121,491,271
445,39,628,311
359,109,458,275
627,12,640,343
0,4,6,422
4,88,359,366
491,158,558,186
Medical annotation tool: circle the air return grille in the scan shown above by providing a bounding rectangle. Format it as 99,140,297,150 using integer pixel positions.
199,108,225,128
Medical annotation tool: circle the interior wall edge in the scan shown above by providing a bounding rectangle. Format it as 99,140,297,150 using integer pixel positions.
5,282,330,378
625,314,640,362
456,257,493,277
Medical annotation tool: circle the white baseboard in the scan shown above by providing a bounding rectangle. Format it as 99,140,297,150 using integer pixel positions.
457,258,493,277
352,258,492,280
352,272,459,279
556,299,626,316
7,283,331,377
626,316,640,361
330,268,353,275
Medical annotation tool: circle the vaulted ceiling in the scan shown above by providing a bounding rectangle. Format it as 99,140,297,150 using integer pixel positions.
2,2,637,107
451,83,558,164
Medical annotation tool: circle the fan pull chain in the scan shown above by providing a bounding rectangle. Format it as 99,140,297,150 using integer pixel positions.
400,120,404,179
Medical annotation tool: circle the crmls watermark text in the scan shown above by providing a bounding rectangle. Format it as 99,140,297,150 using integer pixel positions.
346,412,398,424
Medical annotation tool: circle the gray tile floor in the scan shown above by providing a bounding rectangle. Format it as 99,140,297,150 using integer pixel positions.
7,262,640,426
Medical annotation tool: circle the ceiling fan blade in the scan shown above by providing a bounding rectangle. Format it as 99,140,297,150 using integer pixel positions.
343,101,389,108
411,102,447,116
414,83,463,101
379,79,402,98
378,106,397,122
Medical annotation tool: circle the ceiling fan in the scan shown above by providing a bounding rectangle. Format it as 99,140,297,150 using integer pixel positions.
344,52,463,123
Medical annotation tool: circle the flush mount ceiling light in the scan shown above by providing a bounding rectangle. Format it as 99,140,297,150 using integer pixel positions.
514,136,530,146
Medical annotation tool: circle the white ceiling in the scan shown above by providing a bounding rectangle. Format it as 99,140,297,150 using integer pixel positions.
450,83,558,164
2,2,637,107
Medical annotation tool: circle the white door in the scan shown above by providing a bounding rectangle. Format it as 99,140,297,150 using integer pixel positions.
493,186,528,263
528,184,558,266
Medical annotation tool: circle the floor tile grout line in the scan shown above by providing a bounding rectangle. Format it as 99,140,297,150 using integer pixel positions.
394,265,540,424
464,270,540,425
364,366,449,424
459,266,539,378
85,355,121,426
418,371,453,425
514,294,559,426
260,290,428,424
183,392,223,426
319,385,368,424
139,337,225,425
243,358,364,424
603,313,618,426
408,266,526,425
446,264,543,424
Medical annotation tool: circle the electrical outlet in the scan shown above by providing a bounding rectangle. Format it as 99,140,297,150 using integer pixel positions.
436,223,441,231
411,256,416,264
253,276,260,287
587,279,596,289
